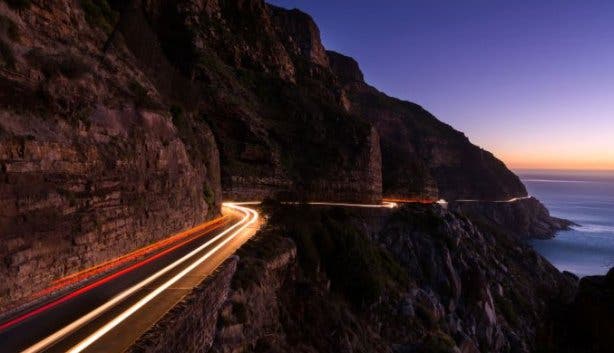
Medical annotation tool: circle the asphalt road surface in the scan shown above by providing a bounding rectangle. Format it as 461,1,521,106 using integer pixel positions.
0,203,259,353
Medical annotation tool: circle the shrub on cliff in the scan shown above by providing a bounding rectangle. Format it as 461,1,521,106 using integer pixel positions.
3,0,31,10
0,39,14,68
419,331,457,353
26,50,90,79
0,14,19,41
271,206,407,308
128,80,163,109
79,0,117,34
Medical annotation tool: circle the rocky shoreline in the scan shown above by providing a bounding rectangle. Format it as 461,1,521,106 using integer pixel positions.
449,197,573,240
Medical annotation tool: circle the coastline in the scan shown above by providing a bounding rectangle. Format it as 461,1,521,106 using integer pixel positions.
518,169,614,276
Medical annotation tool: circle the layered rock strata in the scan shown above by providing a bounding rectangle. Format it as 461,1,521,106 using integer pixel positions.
0,0,219,308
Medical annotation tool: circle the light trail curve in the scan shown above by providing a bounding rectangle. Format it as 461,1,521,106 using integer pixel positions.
19,203,258,353
11,200,401,353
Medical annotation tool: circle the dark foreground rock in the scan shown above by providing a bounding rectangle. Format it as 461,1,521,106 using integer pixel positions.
449,197,573,239
545,268,614,353
208,204,575,353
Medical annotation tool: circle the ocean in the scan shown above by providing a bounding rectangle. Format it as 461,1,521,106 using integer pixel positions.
516,169,614,277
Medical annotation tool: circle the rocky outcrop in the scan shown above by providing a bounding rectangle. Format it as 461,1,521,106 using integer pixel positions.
208,204,575,353
211,215,392,353
327,51,364,83
0,0,220,309
127,258,237,353
269,5,329,68
325,50,570,238
449,197,573,239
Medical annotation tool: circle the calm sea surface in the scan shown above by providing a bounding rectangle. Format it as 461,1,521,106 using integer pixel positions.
517,169,614,276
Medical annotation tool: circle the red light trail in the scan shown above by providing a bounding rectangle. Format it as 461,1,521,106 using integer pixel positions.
0,215,231,332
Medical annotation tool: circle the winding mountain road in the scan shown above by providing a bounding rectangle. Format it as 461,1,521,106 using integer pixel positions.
0,203,258,353
0,201,399,353
452,196,533,203
1,196,530,352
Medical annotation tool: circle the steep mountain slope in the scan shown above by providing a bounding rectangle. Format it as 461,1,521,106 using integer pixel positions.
128,0,383,202
110,0,535,207
327,51,527,201
325,50,568,238
0,0,383,308
128,0,532,206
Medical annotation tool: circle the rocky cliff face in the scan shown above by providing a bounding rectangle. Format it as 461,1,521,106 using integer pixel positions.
132,0,383,203
0,0,220,308
207,204,575,353
0,0,386,310
146,0,539,207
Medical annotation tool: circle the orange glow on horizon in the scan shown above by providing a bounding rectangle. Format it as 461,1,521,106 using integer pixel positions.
504,156,614,171
494,149,614,172
472,119,614,172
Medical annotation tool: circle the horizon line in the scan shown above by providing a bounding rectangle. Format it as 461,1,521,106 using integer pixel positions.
512,167,614,172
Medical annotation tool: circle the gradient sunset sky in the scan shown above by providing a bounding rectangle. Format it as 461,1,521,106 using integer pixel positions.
268,0,614,170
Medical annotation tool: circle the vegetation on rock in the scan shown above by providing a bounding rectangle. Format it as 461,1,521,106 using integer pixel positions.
79,0,117,34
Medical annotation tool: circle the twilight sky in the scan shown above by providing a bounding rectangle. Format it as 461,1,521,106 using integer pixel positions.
268,0,614,170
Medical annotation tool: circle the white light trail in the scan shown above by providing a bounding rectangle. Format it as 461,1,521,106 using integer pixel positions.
22,200,393,353
66,204,258,353
22,203,257,353
230,201,398,208
454,196,532,203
